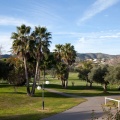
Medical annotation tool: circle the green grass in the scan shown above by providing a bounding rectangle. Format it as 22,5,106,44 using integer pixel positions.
46,72,120,96
0,83,86,120
1,72,120,120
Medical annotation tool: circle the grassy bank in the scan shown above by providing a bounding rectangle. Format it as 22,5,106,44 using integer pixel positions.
1,72,120,120
0,83,86,120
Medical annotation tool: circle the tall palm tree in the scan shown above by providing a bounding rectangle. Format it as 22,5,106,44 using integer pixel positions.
62,43,76,65
53,44,63,62
11,24,31,95
53,44,65,87
31,26,51,95
54,43,76,87
53,43,76,88
61,43,77,87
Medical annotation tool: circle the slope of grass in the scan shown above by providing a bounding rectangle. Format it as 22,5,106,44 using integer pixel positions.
0,83,86,120
1,72,120,120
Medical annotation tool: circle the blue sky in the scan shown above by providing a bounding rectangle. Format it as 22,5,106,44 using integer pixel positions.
0,0,120,55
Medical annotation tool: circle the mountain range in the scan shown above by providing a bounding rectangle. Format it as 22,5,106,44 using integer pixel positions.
77,53,120,60
1,54,11,58
1,53,120,60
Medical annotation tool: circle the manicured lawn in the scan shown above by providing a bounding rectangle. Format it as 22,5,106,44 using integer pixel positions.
0,72,120,120
0,83,86,120
46,72,120,96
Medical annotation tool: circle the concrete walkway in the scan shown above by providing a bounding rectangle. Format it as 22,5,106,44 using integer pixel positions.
41,88,120,120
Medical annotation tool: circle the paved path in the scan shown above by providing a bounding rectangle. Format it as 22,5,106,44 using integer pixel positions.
41,89,120,120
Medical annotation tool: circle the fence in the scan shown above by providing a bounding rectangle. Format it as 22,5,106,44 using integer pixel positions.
105,97,120,108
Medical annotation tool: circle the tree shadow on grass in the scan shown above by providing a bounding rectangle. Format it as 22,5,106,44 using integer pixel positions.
46,84,105,92
0,92,26,95
46,84,120,97
34,91,68,98
0,83,12,88
1,83,119,98
0,113,54,120
45,84,62,89
67,85,104,91
64,91,120,97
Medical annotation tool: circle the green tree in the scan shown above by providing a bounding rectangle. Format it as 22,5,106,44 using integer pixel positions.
11,24,31,95
61,43,77,87
78,61,93,87
0,60,9,80
105,65,120,90
31,26,51,95
54,43,76,88
54,44,63,62
88,65,109,93
53,44,65,87
7,57,26,86
55,62,68,87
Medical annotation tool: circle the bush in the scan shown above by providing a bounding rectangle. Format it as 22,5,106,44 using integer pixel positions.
91,106,120,120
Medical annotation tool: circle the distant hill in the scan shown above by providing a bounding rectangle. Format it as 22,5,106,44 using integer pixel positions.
1,54,11,58
77,53,120,60
1,53,120,60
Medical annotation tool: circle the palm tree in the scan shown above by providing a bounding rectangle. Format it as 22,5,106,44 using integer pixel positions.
11,24,31,95
61,43,77,87
53,43,76,88
54,44,65,86
62,43,76,65
53,44,63,62
31,26,51,95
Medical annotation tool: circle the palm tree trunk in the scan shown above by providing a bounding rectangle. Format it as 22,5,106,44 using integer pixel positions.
24,57,30,95
43,67,46,80
31,60,39,96
65,66,69,88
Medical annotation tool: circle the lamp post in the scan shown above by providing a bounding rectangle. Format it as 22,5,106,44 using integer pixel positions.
37,80,49,110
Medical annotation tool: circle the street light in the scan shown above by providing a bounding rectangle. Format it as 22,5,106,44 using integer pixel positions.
37,80,49,110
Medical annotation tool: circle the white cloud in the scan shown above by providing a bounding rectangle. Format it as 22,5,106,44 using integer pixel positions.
100,35,120,38
78,0,119,24
104,14,109,17
54,32,81,36
78,37,87,43
73,30,120,54
74,38,96,53
0,33,12,54
0,16,37,54
0,16,36,27
49,43,55,52
28,1,64,24
1,29,120,55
